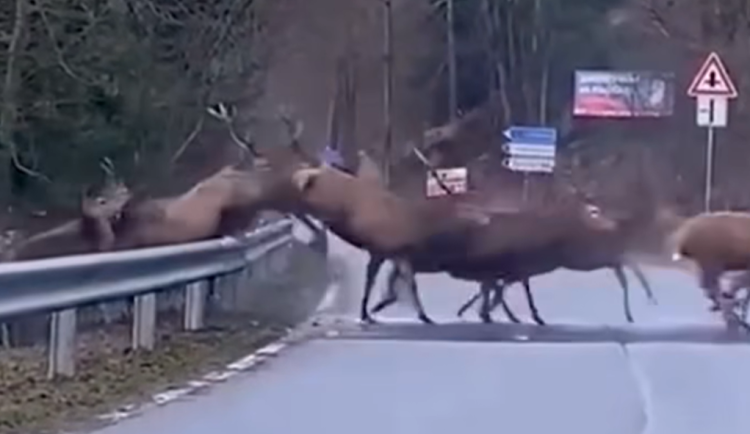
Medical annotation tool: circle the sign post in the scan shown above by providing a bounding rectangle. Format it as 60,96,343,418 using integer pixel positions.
687,51,737,211
502,126,557,203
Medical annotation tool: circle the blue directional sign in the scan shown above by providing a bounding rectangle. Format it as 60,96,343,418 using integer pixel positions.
503,126,557,172
503,126,557,145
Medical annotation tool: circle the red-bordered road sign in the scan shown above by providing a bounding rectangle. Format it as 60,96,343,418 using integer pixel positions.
687,52,738,98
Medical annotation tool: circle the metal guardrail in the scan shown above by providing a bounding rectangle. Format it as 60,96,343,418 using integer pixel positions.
0,219,295,378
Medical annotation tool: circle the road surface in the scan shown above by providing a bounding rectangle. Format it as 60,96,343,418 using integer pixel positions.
92,227,750,434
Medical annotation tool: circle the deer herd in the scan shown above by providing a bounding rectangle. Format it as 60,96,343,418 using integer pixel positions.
5,112,750,335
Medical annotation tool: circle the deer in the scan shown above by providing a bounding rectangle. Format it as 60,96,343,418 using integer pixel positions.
3,180,132,261
74,106,327,253
668,211,750,331
289,162,492,323
365,192,618,324
453,205,657,324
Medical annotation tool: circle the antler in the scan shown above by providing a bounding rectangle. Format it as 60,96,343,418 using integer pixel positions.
278,106,305,145
277,107,319,166
411,147,458,196
207,102,260,159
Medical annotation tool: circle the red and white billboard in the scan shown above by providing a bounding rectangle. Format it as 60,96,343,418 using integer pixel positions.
573,70,674,118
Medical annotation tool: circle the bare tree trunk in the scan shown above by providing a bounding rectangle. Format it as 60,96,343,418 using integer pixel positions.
342,49,358,170
382,0,393,185
539,54,550,125
0,0,29,211
447,0,457,120
481,0,511,126
326,58,343,149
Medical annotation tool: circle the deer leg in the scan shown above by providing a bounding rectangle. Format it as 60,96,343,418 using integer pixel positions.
612,265,634,323
401,261,434,324
738,288,750,321
725,271,750,314
716,290,750,333
699,269,749,332
488,281,522,323
699,267,723,312
360,255,386,324
478,281,495,323
626,262,657,305
456,292,482,318
521,279,545,326
371,262,401,314
299,215,329,255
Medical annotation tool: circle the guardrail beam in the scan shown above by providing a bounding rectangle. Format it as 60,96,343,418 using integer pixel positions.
0,219,296,379
48,308,77,378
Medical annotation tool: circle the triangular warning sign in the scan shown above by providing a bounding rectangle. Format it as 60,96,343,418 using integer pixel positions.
687,52,737,98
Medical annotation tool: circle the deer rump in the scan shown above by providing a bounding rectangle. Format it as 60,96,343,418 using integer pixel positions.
669,211,750,330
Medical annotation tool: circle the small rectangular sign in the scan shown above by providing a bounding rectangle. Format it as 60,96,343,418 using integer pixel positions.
426,167,468,197
696,95,728,127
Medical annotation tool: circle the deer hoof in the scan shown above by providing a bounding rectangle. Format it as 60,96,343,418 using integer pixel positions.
359,315,379,326
418,314,435,325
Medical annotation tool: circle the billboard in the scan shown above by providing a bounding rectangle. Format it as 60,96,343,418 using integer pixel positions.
573,70,674,117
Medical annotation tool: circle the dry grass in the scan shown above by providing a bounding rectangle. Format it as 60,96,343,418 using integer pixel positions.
0,315,286,434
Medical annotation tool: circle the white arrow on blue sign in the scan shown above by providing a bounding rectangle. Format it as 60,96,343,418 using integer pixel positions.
503,126,557,144
502,143,555,158
503,156,555,173
503,126,557,159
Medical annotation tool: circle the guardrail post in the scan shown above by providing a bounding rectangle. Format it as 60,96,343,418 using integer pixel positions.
213,272,240,312
184,280,208,331
48,308,77,378
132,293,157,350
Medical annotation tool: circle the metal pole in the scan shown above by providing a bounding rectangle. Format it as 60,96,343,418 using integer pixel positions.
382,0,393,185
522,174,530,203
704,125,715,212
447,0,457,120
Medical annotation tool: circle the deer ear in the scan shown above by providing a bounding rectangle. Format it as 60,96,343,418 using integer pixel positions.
292,168,323,192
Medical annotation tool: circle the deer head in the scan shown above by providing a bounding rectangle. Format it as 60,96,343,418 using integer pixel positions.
81,179,132,221
292,167,325,192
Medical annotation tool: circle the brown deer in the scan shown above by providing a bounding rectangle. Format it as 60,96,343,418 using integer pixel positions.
368,196,617,323
4,180,132,260
669,211,750,331
454,208,657,324
289,164,492,323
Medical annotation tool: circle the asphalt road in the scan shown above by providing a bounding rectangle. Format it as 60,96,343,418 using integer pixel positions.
91,226,750,434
